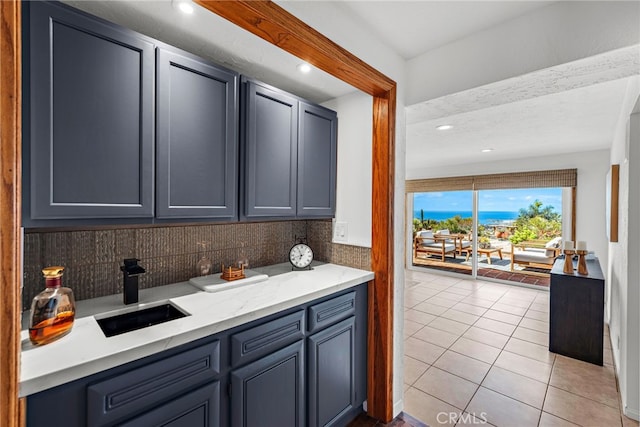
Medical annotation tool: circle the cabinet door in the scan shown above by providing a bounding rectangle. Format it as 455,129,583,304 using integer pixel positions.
26,2,154,220
156,48,238,219
231,340,304,427
308,317,356,427
243,82,298,218
297,102,337,218
120,382,220,427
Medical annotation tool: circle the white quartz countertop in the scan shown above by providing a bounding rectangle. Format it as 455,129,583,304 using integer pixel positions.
19,262,373,397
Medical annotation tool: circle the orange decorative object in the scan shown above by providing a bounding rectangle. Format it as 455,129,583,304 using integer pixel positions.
29,266,76,345
563,250,575,274
220,264,246,281
576,250,589,275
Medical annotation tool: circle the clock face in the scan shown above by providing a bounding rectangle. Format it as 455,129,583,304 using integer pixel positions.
289,243,313,269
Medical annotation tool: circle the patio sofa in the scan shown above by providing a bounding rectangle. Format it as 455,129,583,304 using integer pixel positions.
510,237,562,272
414,230,457,262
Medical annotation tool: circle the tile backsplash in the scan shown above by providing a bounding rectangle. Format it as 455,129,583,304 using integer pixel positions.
22,220,371,309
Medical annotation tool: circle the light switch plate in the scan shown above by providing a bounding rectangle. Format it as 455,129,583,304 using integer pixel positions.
334,221,348,243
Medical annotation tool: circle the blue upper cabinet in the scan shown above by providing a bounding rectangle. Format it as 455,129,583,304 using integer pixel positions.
297,102,337,218
242,80,337,220
242,81,299,218
25,1,155,221
156,47,238,219
24,2,334,226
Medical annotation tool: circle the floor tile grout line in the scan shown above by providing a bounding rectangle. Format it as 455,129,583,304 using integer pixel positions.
424,349,486,385
405,275,568,426
460,285,547,425
546,382,626,413
412,277,623,427
406,384,472,416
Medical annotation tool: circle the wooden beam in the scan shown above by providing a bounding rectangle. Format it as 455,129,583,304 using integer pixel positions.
369,87,396,422
193,1,397,421
194,0,395,97
610,164,619,242
0,1,23,426
4,0,397,423
571,186,577,242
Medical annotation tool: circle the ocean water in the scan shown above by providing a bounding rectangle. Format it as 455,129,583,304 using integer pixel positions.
413,210,518,225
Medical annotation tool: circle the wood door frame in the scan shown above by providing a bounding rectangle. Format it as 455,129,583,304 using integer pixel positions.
0,1,23,427
193,2,396,421
0,0,397,423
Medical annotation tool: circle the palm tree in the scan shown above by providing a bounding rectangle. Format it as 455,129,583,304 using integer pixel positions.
518,200,560,221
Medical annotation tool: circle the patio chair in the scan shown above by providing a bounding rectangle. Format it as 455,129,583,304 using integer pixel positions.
414,230,457,262
436,229,471,255
510,237,562,272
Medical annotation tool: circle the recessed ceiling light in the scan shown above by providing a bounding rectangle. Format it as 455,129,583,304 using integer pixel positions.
297,63,312,74
481,148,494,153
174,0,194,14
436,124,453,131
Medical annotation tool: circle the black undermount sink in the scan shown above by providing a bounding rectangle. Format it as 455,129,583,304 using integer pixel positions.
96,302,189,337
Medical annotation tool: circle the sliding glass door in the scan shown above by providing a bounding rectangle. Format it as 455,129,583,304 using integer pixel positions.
476,188,562,284
410,187,564,286
412,191,473,276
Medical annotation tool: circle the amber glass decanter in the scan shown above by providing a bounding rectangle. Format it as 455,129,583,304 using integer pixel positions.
29,266,76,346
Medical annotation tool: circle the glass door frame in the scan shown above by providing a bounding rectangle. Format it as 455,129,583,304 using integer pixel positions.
406,188,572,281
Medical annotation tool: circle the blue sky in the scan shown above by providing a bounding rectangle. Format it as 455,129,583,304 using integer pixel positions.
413,188,563,212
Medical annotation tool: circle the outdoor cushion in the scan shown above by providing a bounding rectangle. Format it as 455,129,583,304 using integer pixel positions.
545,237,562,257
458,239,471,249
421,242,456,252
435,229,455,243
419,230,434,238
545,237,562,248
513,250,555,265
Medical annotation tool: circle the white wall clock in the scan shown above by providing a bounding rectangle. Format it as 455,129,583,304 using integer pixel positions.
289,242,313,270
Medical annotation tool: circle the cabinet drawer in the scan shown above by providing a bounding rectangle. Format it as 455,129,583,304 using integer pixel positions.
231,310,305,367
308,292,356,333
87,340,220,426
119,381,220,427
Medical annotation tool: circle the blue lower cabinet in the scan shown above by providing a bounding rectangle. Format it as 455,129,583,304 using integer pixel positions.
308,317,356,427
120,382,220,427
230,340,305,427
26,284,367,427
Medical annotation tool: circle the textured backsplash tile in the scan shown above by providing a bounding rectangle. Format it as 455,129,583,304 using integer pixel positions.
22,219,372,309
307,220,372,271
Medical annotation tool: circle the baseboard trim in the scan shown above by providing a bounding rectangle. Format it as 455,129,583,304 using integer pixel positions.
393,398,403,418
624,405,640,421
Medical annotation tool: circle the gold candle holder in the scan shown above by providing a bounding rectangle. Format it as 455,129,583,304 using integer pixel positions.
563,250,575,274
576,250,589,275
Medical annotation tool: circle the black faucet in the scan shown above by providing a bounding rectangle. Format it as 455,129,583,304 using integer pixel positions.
121,258,146,305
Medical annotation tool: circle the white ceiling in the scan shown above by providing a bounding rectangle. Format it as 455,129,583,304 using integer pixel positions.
406,45,640,172
337,1,554,60
63,0,356,103
406,77,634,173
62,1,639,171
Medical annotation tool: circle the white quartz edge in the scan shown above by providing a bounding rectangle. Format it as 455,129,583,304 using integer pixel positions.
19,263,373,397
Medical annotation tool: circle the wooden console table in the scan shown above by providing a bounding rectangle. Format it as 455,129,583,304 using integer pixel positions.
549,257,604,365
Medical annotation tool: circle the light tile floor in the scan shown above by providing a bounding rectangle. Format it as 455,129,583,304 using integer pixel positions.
403,269,639,427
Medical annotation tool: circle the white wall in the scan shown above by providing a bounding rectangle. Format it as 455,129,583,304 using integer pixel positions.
608,77,640,420
407,150,611,269
322,92,373,247
279,1,409,416
406,1,640,105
